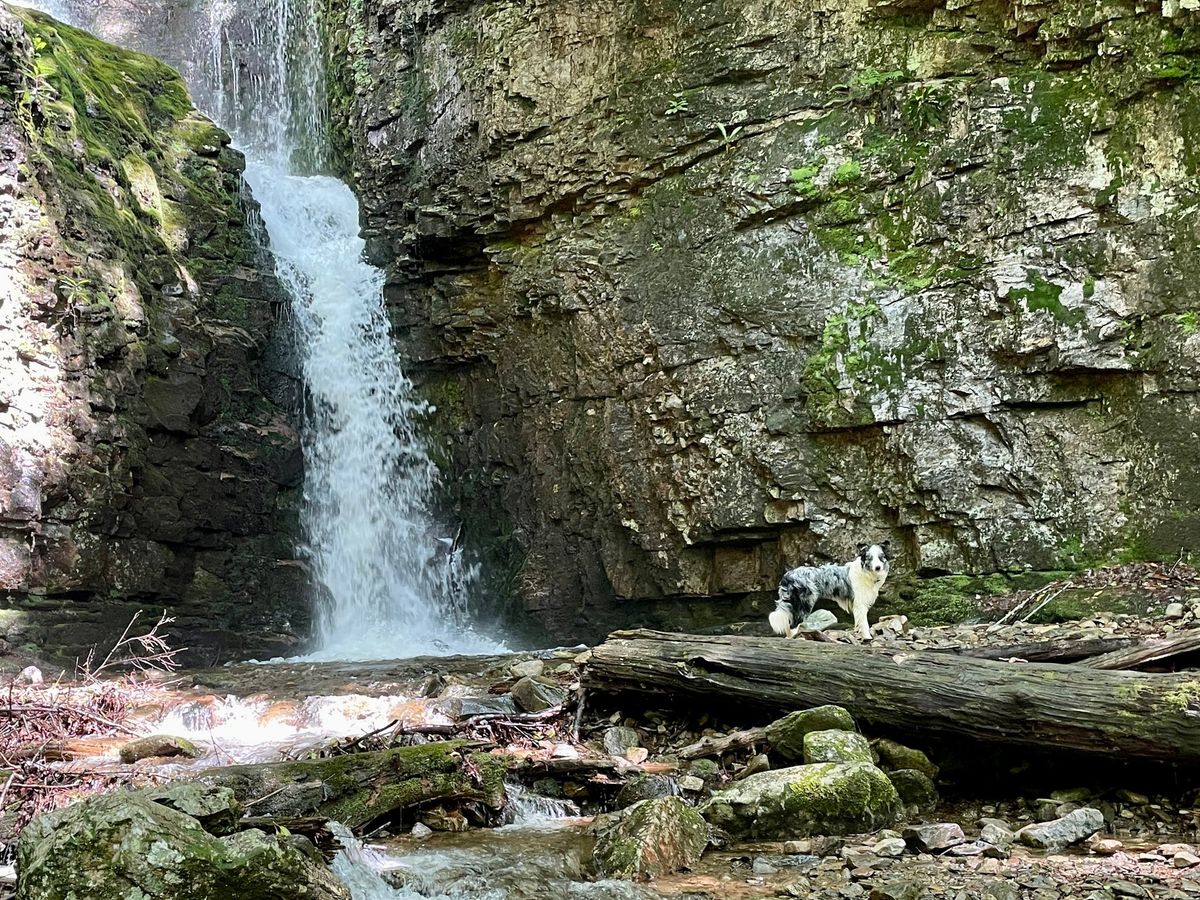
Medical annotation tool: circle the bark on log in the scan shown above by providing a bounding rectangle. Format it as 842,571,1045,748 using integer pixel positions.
943,637,1135,664
1080,631,1200,671
583,630,1200,764
197,741,508,828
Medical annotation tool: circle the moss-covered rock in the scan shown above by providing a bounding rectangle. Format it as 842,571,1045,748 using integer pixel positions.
872,738,939,780
592,796,708,881
887,769,938,813
118,734,202,764
803,729,873,765
766,706,858,762
700,762,899,840
138,782,240,835
15,791,349,900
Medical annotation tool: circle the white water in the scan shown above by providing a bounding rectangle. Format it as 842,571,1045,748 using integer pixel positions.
32,0,503,660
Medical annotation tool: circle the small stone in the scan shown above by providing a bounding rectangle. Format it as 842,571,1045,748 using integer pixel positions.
752,857,780,875
17,665,42,685
118,734,202,764
1159,842,1195,857
842,847,879,869
679,775,705,792
574,650,592,665
783,840,811,854
738,753,770,778
1109,882,1147,898
410,823,432,839
551,743,578,759
510,658,545,678
980,822,1014,848
903,822,966,852
1173,851,1200,869
1090,837,1124,856
625,746,649,764
1166,602,1186,620
873,838,906,858
1115,789,1149,804
946,841,986,856
809,836,844,856
602,726,640,756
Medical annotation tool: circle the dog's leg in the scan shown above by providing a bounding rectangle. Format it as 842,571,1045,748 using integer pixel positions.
851,595,873,642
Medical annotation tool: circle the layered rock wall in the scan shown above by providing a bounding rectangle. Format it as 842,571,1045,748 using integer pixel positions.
321,0,1200,642
0,5,304,663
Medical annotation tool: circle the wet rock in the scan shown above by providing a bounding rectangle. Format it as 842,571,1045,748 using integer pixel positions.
17,666,42,685
592,797,708,880
903,822,965,852
803,730,873,766
1089,837,1124,855
752,857,780,875
118,734,202,764
765,706,857,762
139,782,239,835
16,791,350,900
602,726,640,756
510,676,565,713
510,659,546,678
455,695,520,717
421,807,469,832
1015,807,1104,850
616,774,679,809
411,823,433,838
701,762,899,840
885,769,938,812
871,739,938,779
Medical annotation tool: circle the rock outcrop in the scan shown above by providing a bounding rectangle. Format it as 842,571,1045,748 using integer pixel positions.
0,6,304,663
320,0,1200,641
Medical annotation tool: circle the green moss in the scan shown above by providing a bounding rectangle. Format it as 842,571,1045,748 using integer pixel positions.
832,159,862,185
1010,272,1085,328
1178,310,1200,335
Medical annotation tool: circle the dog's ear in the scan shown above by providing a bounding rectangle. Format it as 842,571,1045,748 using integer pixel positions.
881,540,892,555
857,543,868,555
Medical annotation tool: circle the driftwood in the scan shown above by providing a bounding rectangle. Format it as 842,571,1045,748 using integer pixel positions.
944,637,1135,664
584,630,1200,764
1081,632,1200,671
197,741,508,829
676,726,768,760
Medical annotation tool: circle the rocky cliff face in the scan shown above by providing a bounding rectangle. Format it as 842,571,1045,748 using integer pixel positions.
320,0,1200,642
0,5,305,664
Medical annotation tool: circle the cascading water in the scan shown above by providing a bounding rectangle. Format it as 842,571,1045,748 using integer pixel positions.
202,0,503,660
25,0,501,660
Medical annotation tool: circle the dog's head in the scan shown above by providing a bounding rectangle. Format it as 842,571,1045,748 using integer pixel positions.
857,541,891,578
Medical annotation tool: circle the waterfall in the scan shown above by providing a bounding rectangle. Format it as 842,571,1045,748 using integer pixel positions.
22,0,503,660
204,0,504,660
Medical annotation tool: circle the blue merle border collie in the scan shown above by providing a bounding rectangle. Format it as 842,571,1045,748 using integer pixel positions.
769,542,891,641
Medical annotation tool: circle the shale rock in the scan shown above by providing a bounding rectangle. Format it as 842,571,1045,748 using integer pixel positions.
510,676,566,713
1015,807,1105,850
592,797,708,881
16,792,350,900
701,762,899,840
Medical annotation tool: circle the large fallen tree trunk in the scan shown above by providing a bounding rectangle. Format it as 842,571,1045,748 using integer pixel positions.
583,630,1200,764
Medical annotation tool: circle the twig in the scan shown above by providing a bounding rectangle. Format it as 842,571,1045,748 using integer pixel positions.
0,705,136,734
244,785,289,809
1018,581,1074,624
0,771,15,812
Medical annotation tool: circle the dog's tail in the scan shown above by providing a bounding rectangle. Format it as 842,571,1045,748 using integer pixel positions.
770,573,816,638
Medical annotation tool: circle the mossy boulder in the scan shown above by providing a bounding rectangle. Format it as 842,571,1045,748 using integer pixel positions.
699,762,899,840
138,782,240,835
592,796,708,880
766,706,858,762
15,791,349,900
887,769,939,813
803,729,873,765
119,734,202,764
872,738,938,779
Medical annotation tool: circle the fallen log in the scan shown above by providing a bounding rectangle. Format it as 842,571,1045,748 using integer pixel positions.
197,741,508,829
943,636,1135,664
584,630,1200,764
1080,631,1200,671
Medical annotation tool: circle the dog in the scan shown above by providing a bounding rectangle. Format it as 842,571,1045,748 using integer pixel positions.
769,542,891,641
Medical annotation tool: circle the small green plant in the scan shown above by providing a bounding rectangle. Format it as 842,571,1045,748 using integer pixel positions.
903,85,952,130
1179,310,1200,335
56,274,92,305
832,159,862,186
715,121,744,147
650,240,664,252
664,93,690,116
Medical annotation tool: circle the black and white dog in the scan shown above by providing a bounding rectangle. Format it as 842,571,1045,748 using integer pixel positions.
769,543,891,641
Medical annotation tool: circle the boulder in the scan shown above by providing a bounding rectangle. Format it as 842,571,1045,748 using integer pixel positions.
1015,807,1105,850
510,659,546,678
700,762,899,840
16,791,349,900
871,738,938,779
592,797,708,880
765,706,857,762
803,729,872,765
119,734,202,764
887,769,938,811
138,782,240,835
510,676,566,713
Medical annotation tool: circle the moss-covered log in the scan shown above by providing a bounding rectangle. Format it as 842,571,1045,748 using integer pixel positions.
197,742,509,829
584,630,1200,764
